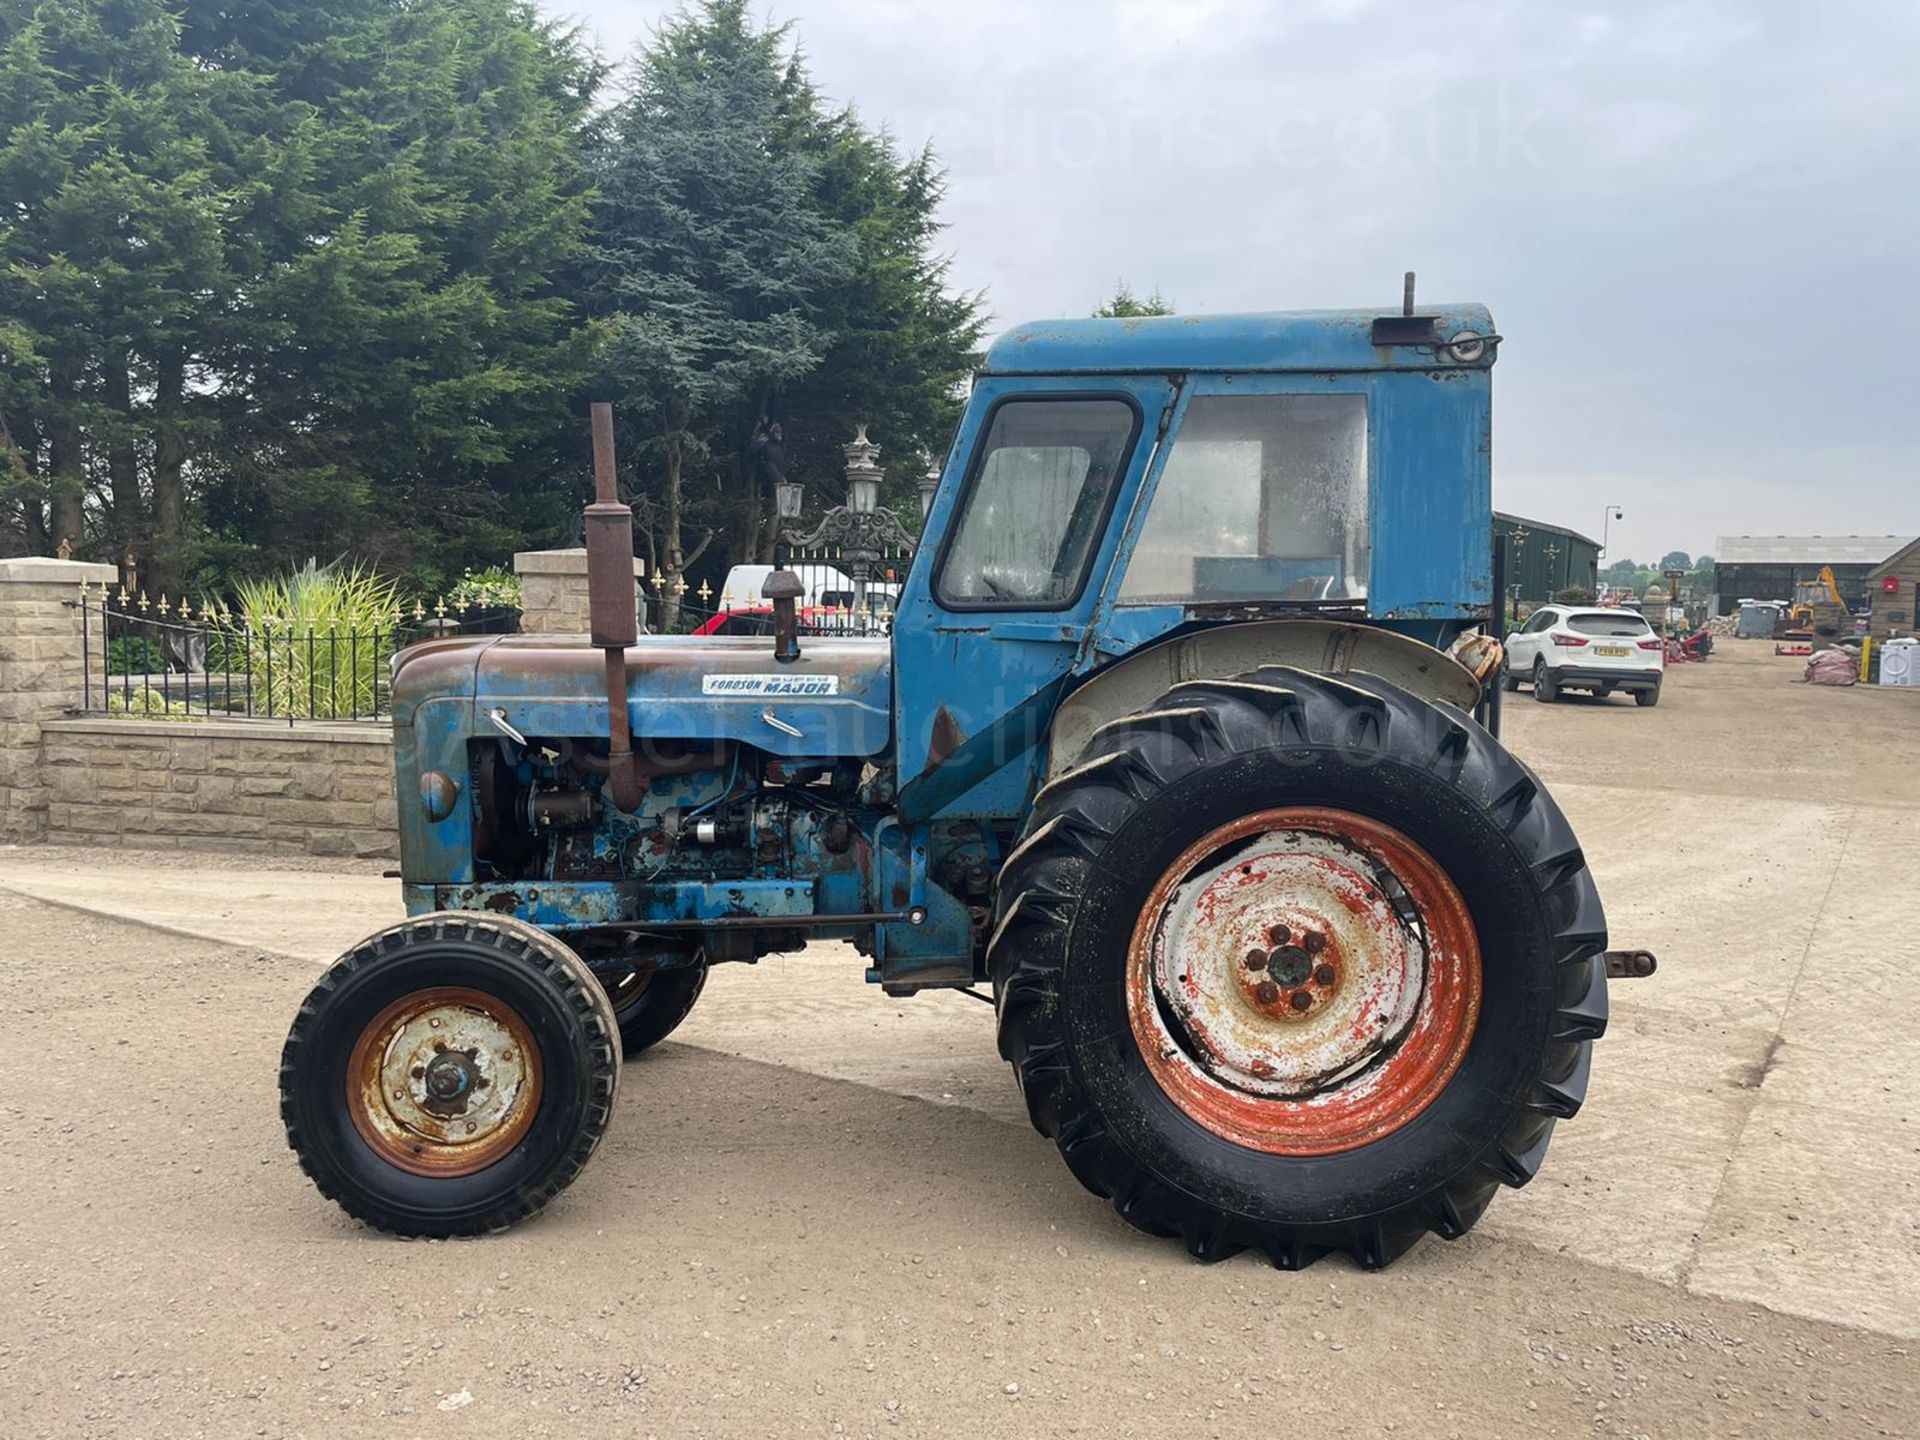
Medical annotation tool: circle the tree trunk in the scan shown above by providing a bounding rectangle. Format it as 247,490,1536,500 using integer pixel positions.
103,355,144,572
4,412,48,553
661,429,684,632
47,358,85,555
152,348,187,595
1,409,50,553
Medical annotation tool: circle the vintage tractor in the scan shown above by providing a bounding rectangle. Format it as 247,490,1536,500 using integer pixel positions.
281,293,1653,1267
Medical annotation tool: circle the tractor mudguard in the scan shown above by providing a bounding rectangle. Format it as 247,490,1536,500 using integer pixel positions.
1043,619,1484,781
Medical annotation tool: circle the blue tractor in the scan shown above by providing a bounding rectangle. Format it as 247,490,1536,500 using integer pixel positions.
282,291,1651,1267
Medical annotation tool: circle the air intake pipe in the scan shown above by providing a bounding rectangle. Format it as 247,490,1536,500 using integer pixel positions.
586,403,645,813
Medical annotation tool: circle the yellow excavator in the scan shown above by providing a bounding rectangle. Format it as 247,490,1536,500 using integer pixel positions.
1783,565,1849,641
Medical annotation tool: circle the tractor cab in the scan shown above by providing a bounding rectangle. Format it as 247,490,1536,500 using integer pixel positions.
890,302,1498,818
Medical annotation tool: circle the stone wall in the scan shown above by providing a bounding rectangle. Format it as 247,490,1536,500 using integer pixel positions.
514,547,645,635
37,718,398,858
0,557,120,840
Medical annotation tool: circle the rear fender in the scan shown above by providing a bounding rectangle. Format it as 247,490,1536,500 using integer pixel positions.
1043,620,1483,781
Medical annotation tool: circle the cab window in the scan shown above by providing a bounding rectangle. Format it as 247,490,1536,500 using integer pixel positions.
936,397,1139,608
1119,394,1369,604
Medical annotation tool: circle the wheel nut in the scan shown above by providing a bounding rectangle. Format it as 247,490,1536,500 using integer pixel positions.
1289,990,1313,1012
1315,964,1336,986
1244,949,1267,971
1255,980,1280,1006
1304,932,1326,955
1268,924,1291,946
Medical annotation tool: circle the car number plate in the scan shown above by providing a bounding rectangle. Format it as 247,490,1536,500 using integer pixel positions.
1595,645,1630,658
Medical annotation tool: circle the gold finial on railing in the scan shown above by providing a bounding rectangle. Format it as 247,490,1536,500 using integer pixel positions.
671,576,687,596
651,572,666,592
136,592,150,613
116,585,129,605
157,594,171,617
698,580,712,602
433,597,447,619
411,600,425,622
722,591,735,610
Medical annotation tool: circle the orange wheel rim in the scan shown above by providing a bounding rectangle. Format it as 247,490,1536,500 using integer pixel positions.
1126,807,1481,1156
347,986,542,1177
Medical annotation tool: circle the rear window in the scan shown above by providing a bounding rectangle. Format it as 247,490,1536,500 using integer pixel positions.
1566,611,1651,638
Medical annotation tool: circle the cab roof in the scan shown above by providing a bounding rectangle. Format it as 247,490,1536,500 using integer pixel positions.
980,303,1496,376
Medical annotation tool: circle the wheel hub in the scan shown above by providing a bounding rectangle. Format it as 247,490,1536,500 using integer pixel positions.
347,987,541,1176
1127,807,1481,1155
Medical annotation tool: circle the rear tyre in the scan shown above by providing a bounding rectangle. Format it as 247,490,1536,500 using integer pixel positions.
1635,684,1661,708
604,962,708,1058
281,913,620,1236
1532,660,1559,703
989,667,1608,1269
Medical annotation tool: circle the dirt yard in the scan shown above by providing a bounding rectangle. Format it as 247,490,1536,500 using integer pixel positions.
2,640,1917,1438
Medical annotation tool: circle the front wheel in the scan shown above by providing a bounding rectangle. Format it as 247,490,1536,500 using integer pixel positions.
281,914,620,1236
990,667,1608,1268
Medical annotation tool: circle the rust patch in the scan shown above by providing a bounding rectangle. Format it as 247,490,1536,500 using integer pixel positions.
924,704,966,773
1126,807,1481,1157
347,986,542,1177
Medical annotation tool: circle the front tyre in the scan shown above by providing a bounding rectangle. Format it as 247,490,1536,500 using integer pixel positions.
281,914,621,1236
989,667,1608,1268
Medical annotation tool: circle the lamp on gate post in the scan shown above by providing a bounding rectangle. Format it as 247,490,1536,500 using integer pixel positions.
917,463,939,521
774,477,805,523
778,422,917,628
845,426,882,515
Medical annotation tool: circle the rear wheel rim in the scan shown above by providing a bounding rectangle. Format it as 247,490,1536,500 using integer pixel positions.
604,968,653,1019
346,986,542,1177
1126,807,1481,1156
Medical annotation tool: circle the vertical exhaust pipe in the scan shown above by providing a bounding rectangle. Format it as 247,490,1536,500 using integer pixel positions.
586,403,645,813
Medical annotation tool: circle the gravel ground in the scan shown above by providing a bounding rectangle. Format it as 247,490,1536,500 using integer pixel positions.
2,885,1916,1439
3,640,1918,1436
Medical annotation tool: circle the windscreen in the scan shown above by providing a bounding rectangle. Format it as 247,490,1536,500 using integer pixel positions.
1120,393,1369,604
1566,612,1651,637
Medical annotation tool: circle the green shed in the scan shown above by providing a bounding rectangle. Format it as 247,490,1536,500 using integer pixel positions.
1495,512,1601,602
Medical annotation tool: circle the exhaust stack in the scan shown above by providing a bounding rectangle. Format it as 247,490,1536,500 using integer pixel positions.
586,403,645,813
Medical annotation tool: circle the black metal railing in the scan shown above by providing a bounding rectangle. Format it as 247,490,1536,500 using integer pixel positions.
75,589,499,723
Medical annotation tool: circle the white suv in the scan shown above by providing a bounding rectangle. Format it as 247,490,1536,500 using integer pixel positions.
1503,605,1665,707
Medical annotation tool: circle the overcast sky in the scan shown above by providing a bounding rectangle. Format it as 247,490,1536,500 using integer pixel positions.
551,0,1919,564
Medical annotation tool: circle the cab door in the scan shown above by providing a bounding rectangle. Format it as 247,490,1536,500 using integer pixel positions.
891,374,1177,820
